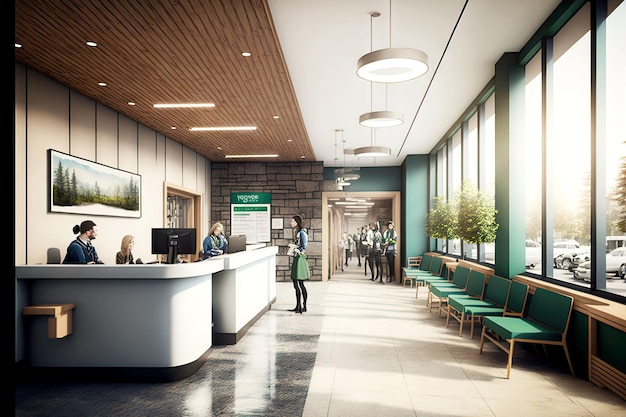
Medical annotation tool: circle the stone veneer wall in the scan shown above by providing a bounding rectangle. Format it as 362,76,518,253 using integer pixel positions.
211,161,326,281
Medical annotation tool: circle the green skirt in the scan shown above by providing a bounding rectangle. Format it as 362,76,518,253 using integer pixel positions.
291,254,310,280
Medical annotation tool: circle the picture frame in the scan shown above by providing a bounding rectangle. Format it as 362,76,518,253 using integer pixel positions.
49,149,141,218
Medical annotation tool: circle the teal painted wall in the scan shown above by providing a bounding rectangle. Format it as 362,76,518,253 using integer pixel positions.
323,166,402,191
402,155,430,265
494,53,527,278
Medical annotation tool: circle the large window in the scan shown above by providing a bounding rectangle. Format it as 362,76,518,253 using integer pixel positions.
525,51,543,271
430,0,625,303
550,3,591,288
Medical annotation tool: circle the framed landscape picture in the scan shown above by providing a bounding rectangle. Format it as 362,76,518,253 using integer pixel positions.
49,149,141,218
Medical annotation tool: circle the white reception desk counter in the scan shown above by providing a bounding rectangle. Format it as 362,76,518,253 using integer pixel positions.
15,245,277,382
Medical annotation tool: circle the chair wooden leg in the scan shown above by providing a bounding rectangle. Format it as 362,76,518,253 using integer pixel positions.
562,341,575,376
507,340,516,379
458,311,465,337
479,326,486,353
445,305,451,328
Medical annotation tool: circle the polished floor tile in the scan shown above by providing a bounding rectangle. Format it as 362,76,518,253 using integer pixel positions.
15,264,626,416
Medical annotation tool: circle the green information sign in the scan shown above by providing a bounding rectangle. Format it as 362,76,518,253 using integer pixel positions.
230,192,271,243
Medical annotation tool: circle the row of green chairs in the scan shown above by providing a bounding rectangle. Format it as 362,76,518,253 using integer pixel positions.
401,254,446,299
446,275,529,338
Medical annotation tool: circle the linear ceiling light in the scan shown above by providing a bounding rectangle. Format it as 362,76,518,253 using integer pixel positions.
154,103,215,108
190,126,257,131
224,154,277,158
356,2,428,83
359,110,403,128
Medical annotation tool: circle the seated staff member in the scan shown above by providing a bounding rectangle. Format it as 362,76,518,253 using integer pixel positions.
116,234,142,264
63,220,103,264
203,221,228,259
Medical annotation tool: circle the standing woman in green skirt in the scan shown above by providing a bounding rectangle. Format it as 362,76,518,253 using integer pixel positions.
289,215,309,313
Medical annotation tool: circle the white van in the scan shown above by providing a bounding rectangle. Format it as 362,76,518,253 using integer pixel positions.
606,236,626,252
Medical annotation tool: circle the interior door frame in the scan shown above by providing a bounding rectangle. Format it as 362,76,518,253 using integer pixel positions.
322,191,401,282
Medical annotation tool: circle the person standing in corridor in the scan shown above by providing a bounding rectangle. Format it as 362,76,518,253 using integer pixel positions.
288,215,309,314
383,221,398,282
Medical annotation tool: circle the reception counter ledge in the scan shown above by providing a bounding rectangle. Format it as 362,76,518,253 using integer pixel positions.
211,245,278,345
16,247,277,382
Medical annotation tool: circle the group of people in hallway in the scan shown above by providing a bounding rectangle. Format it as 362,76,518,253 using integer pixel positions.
343,221,397,283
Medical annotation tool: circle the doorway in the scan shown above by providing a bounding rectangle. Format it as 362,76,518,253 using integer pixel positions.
322,191,400,282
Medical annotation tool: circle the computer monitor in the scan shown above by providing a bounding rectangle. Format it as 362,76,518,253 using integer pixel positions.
227,234,247,254
151,228,197,264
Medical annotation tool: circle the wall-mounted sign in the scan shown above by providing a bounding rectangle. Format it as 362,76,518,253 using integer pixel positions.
230,192,271,243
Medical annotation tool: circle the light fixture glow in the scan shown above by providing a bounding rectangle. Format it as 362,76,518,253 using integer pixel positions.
359,111,403,128
357,48,428,83
154,103,215,108
190,126,257,131
342,173,361,181
354,146,391,157
224,154,277,158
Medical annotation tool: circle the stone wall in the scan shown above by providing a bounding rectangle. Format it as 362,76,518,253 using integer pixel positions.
211,162,325,281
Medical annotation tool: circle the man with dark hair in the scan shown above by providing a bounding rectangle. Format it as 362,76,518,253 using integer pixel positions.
63,220,103,264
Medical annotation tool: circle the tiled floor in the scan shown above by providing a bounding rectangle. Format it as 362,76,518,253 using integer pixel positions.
15,263,626,416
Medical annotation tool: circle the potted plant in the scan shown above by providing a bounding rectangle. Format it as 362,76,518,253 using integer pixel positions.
425,195,459,240
456,180,499,245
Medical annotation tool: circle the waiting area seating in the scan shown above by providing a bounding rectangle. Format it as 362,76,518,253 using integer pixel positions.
402,256,423,287
447,276,529,338
479,287,575,379
429,268,486,317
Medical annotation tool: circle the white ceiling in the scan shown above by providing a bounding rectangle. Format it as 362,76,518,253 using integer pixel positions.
268,0,561,168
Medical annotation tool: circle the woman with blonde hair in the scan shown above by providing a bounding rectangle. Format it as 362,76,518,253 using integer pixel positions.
116,235,135,264
203,222,228,259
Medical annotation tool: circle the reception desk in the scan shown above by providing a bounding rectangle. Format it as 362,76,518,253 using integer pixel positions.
15,246,278,382
211,245,278,344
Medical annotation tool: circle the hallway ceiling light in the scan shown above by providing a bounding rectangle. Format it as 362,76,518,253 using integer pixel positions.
357,48,428,83
356,2,428,83
359,110,403,128
354,146,391,157
354,128,390,158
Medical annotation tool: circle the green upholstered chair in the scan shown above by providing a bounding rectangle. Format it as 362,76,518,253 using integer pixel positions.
446,275,511,337
424,264,470,309
428,267,482,315
403,255,445,299
463,280,529,339
479,287,575,378
401,254,432,288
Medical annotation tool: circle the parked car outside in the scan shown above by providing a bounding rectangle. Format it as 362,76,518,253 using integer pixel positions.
553,240,589,270
573,247,626,281
525,239,541,269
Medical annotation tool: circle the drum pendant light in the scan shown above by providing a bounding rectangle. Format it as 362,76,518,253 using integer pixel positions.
356,1,428,83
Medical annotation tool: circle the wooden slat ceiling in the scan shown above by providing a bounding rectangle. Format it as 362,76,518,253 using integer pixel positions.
15,0,315,162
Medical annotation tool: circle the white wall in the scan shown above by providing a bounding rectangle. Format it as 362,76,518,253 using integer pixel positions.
14,62,211,266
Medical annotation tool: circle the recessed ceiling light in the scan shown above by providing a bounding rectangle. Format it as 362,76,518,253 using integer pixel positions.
273,115,279,119
154,103,215,108
242,52,251,57
86,41,97,47
225,154,278,158
170,126,176,129
128,102,135,106
190,126,256,131
15,43,22,48
98,82,107,87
